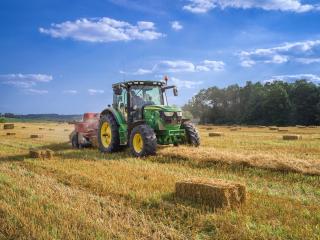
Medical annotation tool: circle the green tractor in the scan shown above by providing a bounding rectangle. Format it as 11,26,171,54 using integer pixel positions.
98,79,200,157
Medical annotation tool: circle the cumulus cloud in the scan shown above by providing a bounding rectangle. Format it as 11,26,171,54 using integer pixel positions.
88,89,104,95
183,0,318,13
0,73,52,94
171,77,203,89
171,21,183,31
265,74,320,83
124,59,225,75
239,40,320,67
40,17,164,43
63,90,78,94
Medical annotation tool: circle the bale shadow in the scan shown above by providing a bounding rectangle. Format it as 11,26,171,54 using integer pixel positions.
0,154,27,163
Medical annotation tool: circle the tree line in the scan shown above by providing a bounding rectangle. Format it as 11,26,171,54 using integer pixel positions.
183,80,320,126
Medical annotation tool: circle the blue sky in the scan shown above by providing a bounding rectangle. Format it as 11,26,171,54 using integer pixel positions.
1,0,320,114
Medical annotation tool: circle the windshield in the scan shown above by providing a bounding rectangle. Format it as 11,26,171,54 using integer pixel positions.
130,86,164,108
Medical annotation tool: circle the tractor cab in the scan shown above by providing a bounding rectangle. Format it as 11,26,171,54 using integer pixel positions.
98,79,200,157
112,80,178,123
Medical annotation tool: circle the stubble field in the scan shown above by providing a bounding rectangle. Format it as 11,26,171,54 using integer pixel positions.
0,122,319,240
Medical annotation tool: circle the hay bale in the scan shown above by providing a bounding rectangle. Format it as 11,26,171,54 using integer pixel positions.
29,149,54,159
296,125,306,129
21,126,27,129
6,132,16,136
206,127,213,130
3,124,14,129
278,129,288,132
283,135,302,140
29,149,43,158
175,178,246,209
64,129,69,132
269,127,279,130
39,127,44,130
258,126,266,128
30,134,42,139
45,149,54,159
49,128,55,131
208,132,223,137
230,128,240,131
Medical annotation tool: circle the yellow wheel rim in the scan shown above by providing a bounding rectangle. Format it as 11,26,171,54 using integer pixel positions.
100,122,112,148
133,133,143,153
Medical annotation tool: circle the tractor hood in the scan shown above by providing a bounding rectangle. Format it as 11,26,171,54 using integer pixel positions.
144,105,182,112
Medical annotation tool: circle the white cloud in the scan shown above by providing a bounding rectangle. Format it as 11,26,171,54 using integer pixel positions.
154,60,196,73
239,40,320,67
88,89,104,95
25,89,49,95
63,90,78,94
171,77,203,89
196,60,225,71
265,74,320,83
183,0,318,14
40,17,164,43
171,21,183,31
125,59,225,75
0,73,52,94
120,68,153,75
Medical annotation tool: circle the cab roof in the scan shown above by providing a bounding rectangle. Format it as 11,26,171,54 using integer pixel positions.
112,80,166,88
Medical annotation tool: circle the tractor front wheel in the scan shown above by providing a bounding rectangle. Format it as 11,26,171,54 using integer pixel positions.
182,121,200,147
98,114,120,153
129,125,157,157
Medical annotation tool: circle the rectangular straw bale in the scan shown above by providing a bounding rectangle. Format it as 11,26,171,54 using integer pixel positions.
269,127,279,130
30,134,42,139
3,124,14,129
29,149,43,158
206,127,213,130
29,149,54,159
278,129,288,132
175,178,246,209
283,135,302,140
6,132,16,136
44,149,54,159
230,128,240,131
208,132,223,137
296,125,306,128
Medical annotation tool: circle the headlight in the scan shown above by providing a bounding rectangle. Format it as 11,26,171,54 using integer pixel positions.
177,111,182,117
163,111,174,117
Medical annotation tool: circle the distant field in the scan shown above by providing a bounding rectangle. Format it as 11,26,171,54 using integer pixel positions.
0,122,319,239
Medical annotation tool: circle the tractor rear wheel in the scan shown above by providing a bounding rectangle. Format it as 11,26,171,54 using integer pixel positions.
129,124,157,157
182,121,200,147
98,114,120,153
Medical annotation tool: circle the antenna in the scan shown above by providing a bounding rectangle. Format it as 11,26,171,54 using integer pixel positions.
164,75,169,85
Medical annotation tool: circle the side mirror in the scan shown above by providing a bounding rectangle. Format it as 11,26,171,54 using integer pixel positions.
173,87,178,96
113,87,122,95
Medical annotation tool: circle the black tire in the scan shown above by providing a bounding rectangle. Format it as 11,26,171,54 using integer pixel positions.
71,132,79,149
98,114,120,153
129,124,157,157
181,121,200,147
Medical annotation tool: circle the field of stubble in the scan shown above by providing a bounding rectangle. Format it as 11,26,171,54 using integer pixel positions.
0,122,319,240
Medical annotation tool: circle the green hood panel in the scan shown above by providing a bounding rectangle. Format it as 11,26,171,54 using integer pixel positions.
144,105,181,112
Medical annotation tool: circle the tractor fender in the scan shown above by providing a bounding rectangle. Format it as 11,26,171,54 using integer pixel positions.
100,107,123,125
128,120,146,132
